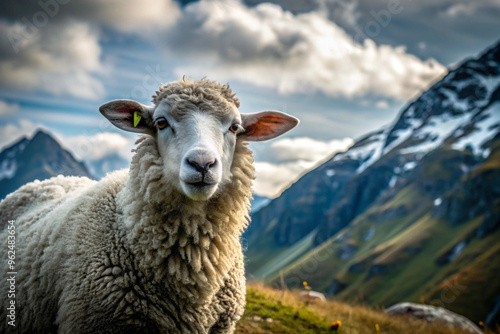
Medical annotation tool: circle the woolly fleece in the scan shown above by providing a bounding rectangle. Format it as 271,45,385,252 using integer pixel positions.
0,80,255,333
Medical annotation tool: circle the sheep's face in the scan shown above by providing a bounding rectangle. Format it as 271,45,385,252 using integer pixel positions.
99,82,299,201
151,100,241,201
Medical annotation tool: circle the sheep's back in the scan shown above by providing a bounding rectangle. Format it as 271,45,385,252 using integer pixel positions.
0,172,128,333
0,175,96,231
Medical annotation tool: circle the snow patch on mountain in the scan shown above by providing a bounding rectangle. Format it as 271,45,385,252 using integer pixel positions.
334,130,387,165
441,88,469,112
383,117,423,155
354,128,390,173
326,169,336,177
400,112,472,155
452,103,500,155
403,161,417,171
0,160,17,180
0,139,28,181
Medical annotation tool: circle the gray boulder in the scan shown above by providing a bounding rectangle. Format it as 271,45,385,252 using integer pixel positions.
385,303,482,334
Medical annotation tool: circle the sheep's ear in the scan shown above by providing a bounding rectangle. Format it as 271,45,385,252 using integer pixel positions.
99,99,155,135
239,111,299,142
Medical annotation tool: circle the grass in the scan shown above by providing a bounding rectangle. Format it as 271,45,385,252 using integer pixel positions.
236,283,498,334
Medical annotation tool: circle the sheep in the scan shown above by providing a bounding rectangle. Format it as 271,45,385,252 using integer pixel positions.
0,78,299,334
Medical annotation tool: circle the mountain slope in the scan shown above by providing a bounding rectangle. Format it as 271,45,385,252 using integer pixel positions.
245,41,500,326
237,284,479,334
0,130,93,199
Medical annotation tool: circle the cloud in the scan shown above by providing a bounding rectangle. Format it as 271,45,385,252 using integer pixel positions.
0,0,181,34
0,0,181,101
254,160,314,197
61,132,134,161
252,136,353,197
266,136,353,163
0,19,104,100
245,0,500,67
0,100,19,117
375,100,389,109
167,0,446,101
0,119,46,149
444,4,474,17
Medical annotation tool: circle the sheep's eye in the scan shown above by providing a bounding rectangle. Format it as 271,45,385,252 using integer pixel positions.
229,123,240,134
156,118,168,130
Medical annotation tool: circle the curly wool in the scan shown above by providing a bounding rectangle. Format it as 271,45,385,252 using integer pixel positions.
152,77,241,109
119,135,254,302
0,90,255,333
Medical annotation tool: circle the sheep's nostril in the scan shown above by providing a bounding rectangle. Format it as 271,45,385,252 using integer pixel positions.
206,159,216,170
187,158,216,174
187,158,203,173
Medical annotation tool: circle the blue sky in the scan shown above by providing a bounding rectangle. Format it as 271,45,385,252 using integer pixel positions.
0,0,499,197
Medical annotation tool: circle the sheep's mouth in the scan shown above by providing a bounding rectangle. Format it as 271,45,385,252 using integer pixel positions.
188,181,212,188
181,180,218,201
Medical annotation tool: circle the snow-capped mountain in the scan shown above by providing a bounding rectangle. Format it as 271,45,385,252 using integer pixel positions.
0,130,93,199
245,41,500,326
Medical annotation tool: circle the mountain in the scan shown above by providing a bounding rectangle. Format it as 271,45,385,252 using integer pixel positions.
245,41,500,326
250,195,271,213
0,130,93,199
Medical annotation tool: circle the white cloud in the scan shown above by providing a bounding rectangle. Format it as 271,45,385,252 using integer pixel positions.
0,119,46,149
254,160,315,197
168,0,446,101
75,0,181,33
0,19,104,100
375,100,389,109
253,136,353,197
0,0,182,100
0,100,19,117
61,132,134,161
268,136,353,162
444,4,475,17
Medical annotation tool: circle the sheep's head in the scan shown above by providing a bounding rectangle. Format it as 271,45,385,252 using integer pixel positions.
99,78,298,201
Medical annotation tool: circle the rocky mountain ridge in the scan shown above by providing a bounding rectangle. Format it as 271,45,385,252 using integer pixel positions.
0,130,93,199
244,41,500,326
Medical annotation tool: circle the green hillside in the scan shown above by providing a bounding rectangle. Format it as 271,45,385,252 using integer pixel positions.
248,145,500,325
236,284,496,334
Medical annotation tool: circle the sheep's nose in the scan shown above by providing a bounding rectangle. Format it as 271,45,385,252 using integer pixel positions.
187,158,216,174
185,149,218,175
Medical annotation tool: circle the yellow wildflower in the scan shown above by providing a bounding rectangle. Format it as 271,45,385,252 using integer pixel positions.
330,320,342,331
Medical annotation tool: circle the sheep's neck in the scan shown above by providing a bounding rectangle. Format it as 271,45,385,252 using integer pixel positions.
117,136,254,300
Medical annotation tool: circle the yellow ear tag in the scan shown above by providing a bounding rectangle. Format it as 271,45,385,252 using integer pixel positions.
133,111,142,128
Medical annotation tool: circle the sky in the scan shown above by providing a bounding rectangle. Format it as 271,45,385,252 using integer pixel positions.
0,0,499,197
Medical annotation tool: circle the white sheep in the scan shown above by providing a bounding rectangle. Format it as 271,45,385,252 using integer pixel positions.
0,78,298,333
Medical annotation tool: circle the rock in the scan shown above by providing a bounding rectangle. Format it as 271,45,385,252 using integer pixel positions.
265,318,273,323
300,290,326,302
251,316,262,322
386,302,482,334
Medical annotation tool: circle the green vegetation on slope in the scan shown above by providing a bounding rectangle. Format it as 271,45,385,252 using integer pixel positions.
236,284,494,334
